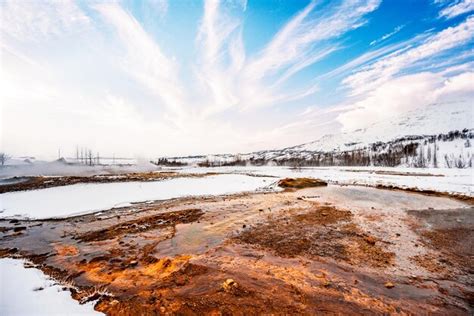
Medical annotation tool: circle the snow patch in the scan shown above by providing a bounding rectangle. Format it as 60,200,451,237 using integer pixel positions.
0,174,274,219
0,258,102,315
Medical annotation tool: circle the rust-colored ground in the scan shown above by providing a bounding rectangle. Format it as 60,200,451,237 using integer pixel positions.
0,181,473,315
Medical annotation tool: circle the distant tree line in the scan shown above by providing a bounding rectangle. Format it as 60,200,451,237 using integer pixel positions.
151,158,187,167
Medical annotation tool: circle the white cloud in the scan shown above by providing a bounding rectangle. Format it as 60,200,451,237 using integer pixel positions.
0,0,90,42
343,16,474,96
439,0,474,19
243,0,380,83
195,0,242,116
369,24,404,46
95,3,186,123
195,0,381,115
149,0,168,18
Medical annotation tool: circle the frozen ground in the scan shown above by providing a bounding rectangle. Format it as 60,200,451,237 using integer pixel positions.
0,174,274,219
0,258,101,315
172,166,473,195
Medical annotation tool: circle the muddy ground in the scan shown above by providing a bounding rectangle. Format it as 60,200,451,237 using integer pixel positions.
0,171,225,194
0,182,472,315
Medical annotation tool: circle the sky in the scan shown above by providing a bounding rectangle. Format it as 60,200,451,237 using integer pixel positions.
1,0,473,159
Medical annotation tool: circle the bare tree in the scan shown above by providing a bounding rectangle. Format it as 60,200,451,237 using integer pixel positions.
455,155,466,168
0,153,10,166
88,150,93,166
427,146,431,166
444,154,452,168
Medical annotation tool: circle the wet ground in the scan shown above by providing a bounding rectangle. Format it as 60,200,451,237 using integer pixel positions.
0,172,221,194
0,182,473,315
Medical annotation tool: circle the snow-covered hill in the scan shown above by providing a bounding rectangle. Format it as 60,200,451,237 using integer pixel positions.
287,100,472,153
158,100,474,168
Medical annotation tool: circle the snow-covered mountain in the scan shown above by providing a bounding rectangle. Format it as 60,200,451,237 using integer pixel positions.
286,100,472,153
158,100,473,168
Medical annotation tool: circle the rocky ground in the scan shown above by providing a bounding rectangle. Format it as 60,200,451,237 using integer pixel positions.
0,178,472,315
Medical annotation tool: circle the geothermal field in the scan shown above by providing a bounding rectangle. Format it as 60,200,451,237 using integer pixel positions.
2,0,474,315
0,164,472,314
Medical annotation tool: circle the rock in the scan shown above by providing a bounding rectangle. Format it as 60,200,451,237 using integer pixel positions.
129,260,138,267
222,279,238,293
174,275,187,286
364,236,377,245
110,300,120,306
384,281,395,289
242,224,246,228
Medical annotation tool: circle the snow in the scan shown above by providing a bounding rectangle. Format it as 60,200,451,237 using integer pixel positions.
0,258,102,315
175,166,473,196
290,100,473,152
0,174,274,219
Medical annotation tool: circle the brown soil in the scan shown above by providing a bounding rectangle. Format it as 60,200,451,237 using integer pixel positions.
407,207,474,291
235,205,394,267
278,177,327,189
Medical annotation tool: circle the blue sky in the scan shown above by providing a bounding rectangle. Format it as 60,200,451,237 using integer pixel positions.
1,0,473,158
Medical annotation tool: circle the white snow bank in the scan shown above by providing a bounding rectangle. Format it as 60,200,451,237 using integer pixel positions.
0,174,274,219
0,258,102,315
